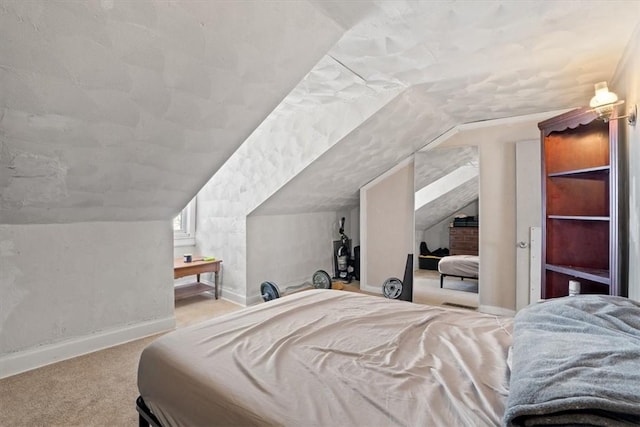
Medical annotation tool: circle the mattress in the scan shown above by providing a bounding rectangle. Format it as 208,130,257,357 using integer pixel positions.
438,254,479,278
138,289,512,427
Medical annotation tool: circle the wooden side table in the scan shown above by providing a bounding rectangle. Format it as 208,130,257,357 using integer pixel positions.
173,258,222,300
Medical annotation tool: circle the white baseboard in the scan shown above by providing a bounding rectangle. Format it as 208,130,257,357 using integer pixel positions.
198,278,253,306
361,283,383,294
245,293,264,306
215,285,247,306
0,316,176,379
478,305,516,317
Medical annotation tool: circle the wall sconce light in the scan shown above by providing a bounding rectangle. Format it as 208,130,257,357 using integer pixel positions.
589,81,637,125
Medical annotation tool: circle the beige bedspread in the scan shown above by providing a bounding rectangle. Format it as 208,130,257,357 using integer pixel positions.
138,289,512,426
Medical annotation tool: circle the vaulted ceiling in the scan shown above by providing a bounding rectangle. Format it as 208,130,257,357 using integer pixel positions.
414,147,478,232
2,1,639,223
0,1,343,223
252,0,640,215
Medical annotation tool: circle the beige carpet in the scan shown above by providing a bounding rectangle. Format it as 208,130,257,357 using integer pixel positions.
335,275,478,310
0,295,241,427
413,269,479,309
341,272,479,310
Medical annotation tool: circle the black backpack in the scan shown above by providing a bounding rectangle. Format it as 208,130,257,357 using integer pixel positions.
420,242,430,256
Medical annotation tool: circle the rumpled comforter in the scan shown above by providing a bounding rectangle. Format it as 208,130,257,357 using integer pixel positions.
139,289,513,427
504,295,640,426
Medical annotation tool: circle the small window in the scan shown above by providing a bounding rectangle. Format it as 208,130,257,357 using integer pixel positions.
174,198,196,246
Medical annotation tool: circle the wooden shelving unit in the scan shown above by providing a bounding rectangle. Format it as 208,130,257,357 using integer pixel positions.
174,282,216,301
538,108,619,299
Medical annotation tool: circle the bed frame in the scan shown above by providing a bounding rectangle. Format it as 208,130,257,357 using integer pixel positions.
136,396,162,427
438,254,479,289
439,273,478,288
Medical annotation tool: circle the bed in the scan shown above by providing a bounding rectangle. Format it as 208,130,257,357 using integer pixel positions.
137,289,512,426
137,291,640,427
438,254,479,288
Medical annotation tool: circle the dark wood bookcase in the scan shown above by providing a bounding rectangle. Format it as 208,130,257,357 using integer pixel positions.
538,108,619,298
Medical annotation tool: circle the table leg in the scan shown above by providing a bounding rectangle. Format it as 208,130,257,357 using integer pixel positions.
214,271,219,299
197,273,201,282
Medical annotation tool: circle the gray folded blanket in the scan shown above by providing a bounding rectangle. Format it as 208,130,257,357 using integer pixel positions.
504,295,640,427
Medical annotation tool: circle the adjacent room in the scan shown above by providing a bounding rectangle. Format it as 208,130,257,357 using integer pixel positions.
2,1,640,425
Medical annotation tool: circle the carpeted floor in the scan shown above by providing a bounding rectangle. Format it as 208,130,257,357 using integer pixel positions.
338,272,478,309
0,295,241,427
413,269,479,309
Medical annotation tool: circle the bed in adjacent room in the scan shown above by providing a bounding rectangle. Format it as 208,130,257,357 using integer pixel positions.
137,290,640,427
438,254,479,288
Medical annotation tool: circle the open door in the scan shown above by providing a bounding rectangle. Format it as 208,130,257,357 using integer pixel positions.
515,140,542,311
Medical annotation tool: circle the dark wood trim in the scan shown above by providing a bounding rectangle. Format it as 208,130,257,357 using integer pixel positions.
537,107,597,135
547,165,609,178
545,264,610,285
540,123,548,298
609,112,620,297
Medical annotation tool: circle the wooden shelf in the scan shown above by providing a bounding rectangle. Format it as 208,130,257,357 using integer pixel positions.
174,282,215,301
539,108,619,298
545,264,610,285
548,165,610,179
547,215,609,221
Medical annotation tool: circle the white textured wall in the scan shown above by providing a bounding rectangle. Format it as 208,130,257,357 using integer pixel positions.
612,26,640,302
173,245,196,259
246,212,346,304
0,221,174,371
363,162,414,293
196,215,246,303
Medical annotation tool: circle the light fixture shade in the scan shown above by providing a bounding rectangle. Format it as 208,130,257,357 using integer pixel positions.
587,81,636,125
589,81,624,122
589,81,618,108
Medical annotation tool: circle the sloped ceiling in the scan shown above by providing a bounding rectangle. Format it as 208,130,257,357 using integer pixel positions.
414,147,478,196
0,1,343,224
251,86,452,215
2,1,639,223
414,148,478,231
415,178,478,232
253,0,640,215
